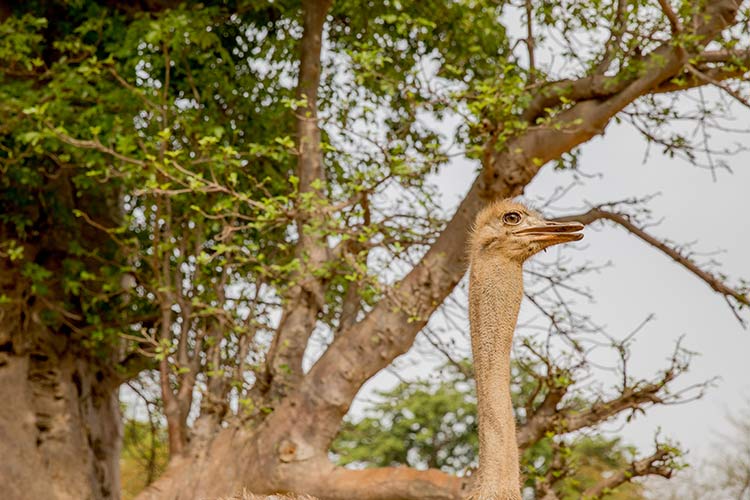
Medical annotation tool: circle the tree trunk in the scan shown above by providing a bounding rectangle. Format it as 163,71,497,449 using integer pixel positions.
0,308,122,500
0,164,125,499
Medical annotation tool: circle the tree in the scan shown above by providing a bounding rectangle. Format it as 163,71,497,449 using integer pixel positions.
1,0,749,499
332,363,479,474
1,1,293,496
0,7,129,498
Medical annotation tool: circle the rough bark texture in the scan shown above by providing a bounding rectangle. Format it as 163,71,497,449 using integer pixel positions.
222,493,317,500
0,329,122,500
0,175,123,499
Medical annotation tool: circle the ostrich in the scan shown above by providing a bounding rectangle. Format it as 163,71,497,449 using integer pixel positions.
466,199,583,500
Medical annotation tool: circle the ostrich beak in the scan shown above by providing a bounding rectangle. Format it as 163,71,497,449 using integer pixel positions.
513,220,584,245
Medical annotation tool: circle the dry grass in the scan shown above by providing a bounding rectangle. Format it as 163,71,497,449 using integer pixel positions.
219,491,317,500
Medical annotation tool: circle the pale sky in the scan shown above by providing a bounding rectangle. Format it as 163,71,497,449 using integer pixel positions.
353,92,750,467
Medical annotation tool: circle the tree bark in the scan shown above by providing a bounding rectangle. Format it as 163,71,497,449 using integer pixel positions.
0,148,127,499
0,336,122,500
0,256,122,500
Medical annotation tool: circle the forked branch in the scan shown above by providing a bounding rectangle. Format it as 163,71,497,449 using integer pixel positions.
657,0,682,33
284,0,744,456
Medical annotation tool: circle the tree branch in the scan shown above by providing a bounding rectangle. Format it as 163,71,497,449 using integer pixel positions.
582,446,676,498
516,382,567,449
657,0,682,33
523,59,749,123
264,0,334,399
594,0,628,75
518,376,667,449
525,0,536,83
686,63,750,109
649,64,749,95
696,48,750,64
315,465,469,500
555,207,749,320
524,11,749,125
518,334,709,450
47,123,146,167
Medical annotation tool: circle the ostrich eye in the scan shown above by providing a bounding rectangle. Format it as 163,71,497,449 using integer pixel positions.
502,211,522,225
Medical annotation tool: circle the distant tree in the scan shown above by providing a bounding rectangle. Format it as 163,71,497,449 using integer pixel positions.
333,363,479,473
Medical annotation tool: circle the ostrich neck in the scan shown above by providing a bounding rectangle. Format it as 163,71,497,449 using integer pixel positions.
468,256,523,497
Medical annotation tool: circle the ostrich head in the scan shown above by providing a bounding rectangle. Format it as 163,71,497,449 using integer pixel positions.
470,199,584,262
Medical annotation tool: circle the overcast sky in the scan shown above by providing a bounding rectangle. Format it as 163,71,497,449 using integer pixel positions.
352,93,750,466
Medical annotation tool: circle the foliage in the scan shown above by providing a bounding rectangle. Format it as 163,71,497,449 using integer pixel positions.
558,439,646,500
1,0,300,406
333,363,478,472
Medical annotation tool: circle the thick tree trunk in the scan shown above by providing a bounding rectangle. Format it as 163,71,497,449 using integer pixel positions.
0,280,122,500
135,410,466,500
0,159,125,499
0,343,122,500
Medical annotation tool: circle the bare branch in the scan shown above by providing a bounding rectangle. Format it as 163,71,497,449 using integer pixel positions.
279,0,745,456
555,207,749,323
525,0,536,83
686,63,750,109
518,377,665,449
518,334,711,449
